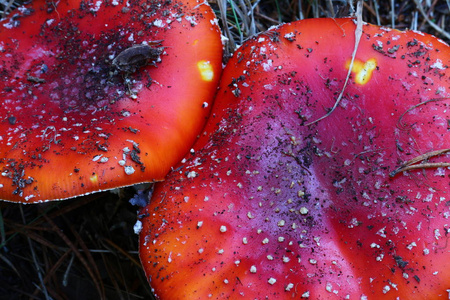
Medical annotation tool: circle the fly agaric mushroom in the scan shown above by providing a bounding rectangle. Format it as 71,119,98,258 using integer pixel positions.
139,18,450,299
0,0,222,202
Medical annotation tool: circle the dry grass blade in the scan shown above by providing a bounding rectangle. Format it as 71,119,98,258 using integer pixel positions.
390,149,450,177
413,0,450,40
43,214,106,300
305,0,363,126
20,206,51,300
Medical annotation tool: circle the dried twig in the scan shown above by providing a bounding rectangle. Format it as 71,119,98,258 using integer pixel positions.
390,149,450,177
397,97,450,129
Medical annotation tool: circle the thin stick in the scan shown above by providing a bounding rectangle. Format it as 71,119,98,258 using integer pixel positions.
306,0,363,126
397,97,450,129
391,0,395,29
390,148,450,177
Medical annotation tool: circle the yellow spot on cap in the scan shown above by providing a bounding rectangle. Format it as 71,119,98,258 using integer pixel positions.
197,60,214,82
89,173,98,184
345,58,377,85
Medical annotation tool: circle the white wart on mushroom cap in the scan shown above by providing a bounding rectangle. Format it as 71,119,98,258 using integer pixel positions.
0,0,223,202
139,18,450,299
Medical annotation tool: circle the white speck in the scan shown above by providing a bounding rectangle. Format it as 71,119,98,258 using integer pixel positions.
202,102,208,108
283,256,290,263
187,171,198,178
430,59,445,69
220,225,227,233
434,229,441,240
284,32,295,40
217,249,224,254
153,19,164,27
301,291,310,298
258,37,265,43
376,226,387,238
382,285,390,294
198,248,204,254
314,237,321,246
423,248,430,255
250,265,257,273
223,279,229,284
300,207,308,214
424,193,433,202
197,221,203,228
92,154,103,162
262,59,273,71
262,238,269,244
277,220,285,227
133,220,142,234
185,15,197,26
247,212,255,219
234,260,240,266
285,283,294,291
326,282,333,292
278,236,285,242
24,195,35,201
267,255,274,260
406,242,417,250
268,278,276,285
124,166,135,175
309,258,317,264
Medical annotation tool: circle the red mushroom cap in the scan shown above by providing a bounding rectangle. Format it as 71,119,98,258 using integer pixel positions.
139,18,450,299
0,0,223,202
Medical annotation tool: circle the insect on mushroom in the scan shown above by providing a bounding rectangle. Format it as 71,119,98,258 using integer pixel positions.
112,42,164,74
138,18,450,299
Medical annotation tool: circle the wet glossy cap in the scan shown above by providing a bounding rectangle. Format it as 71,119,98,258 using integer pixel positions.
0,0,223,202
139,18,449,299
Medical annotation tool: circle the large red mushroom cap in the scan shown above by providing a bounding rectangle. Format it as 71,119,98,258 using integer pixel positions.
139,18,450,299
0,0,222,202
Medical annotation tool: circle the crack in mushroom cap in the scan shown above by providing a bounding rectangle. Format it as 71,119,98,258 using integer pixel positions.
139,18,449,299
0,0,223,202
